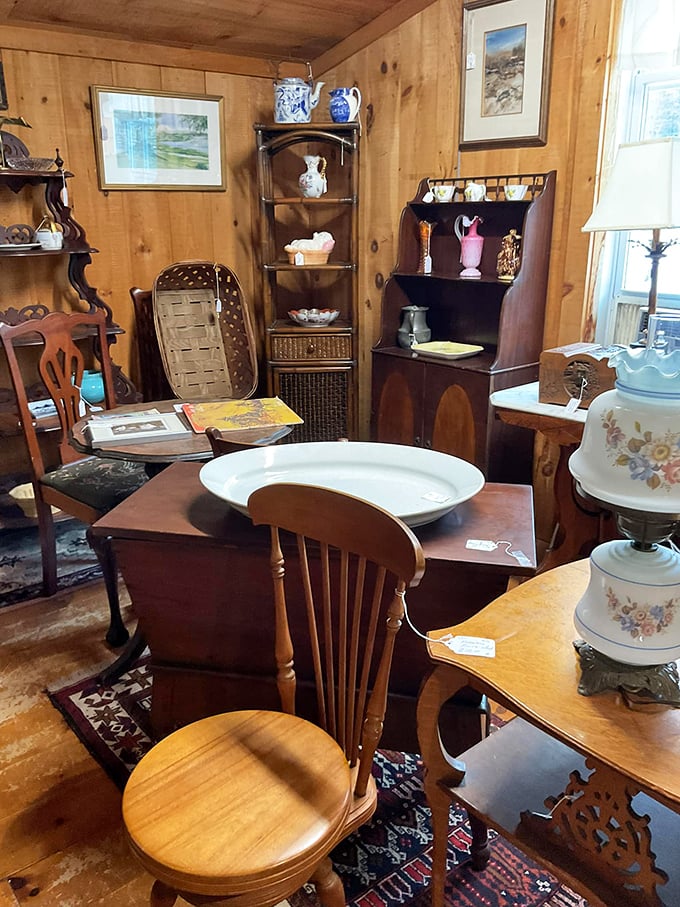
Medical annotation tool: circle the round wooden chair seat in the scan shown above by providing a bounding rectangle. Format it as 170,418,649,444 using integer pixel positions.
122,710,352,899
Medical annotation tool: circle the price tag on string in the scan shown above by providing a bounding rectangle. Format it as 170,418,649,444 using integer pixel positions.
439,633,496,658
565,376,587,414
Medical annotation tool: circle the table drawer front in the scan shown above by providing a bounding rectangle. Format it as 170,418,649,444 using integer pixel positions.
271,334,352,361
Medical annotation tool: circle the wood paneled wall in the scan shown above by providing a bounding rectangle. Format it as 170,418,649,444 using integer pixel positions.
0,36,274,391
317,0,618,436
1,0,617,537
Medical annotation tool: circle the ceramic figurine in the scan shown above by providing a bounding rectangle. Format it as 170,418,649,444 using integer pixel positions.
298,155,327,198
329,87,362,123
497,229,522,282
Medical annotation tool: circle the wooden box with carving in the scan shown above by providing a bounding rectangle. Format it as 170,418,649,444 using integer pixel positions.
538,342,622,409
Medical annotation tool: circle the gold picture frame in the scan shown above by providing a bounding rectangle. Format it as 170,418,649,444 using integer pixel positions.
459,0,555,151
90,86,225,191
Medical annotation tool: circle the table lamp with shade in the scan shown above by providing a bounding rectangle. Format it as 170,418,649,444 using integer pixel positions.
568,140,680,701
582,136,680,320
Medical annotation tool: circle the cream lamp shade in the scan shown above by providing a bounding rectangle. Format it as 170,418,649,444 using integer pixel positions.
582,137,680,232
583,137,680,317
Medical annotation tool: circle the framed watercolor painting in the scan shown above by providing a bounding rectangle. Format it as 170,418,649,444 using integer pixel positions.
90,86,225,190
459,0,555,150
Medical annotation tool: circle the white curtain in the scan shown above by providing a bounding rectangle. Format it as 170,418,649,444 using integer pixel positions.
617,0,680,70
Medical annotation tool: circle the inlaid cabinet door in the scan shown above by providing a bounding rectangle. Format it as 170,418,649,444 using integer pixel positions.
422,361,489,466
371,353,423,447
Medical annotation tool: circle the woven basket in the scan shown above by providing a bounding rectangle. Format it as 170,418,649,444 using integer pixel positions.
285,248,330,265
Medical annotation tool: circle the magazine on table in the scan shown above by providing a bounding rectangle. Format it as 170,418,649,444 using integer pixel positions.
181,397,303,434
86,410,192,446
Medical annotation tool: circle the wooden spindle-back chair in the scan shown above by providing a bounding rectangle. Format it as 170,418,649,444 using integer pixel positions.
122,483,426,907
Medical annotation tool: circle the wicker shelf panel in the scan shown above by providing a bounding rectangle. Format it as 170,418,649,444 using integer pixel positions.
270,334,352,361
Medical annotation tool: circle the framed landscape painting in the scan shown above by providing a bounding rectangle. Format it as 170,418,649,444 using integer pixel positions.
90,86,225,190
459,0,555,150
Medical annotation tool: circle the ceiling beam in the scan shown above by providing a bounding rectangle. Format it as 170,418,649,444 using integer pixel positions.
0,24,307,78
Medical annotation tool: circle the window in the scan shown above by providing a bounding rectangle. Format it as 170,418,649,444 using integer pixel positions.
593,2,680,345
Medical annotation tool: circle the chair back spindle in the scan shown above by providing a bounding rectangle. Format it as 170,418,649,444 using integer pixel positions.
249,483,425,799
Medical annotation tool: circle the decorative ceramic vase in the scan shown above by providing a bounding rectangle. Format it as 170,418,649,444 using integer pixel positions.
329,87,362,122
80,369,105,404
273,76,325,123
454,215,484,279
398,305,431,349
298,155,327,198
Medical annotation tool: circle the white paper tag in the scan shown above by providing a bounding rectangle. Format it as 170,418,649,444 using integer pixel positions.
564,396,580,415
509,549,533,567
422,490,451,503
423,254,432,274
466,52,476,70
443,635,496,658
466,539,498,551
294,251,305,266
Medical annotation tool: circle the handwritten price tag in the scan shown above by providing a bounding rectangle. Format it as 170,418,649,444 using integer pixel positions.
440,634,496,658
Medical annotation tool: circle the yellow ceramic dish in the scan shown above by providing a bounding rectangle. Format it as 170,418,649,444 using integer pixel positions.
411,341,484,360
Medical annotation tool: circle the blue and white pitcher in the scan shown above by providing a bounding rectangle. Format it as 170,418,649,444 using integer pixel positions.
274,72,325,123
329,86,362,123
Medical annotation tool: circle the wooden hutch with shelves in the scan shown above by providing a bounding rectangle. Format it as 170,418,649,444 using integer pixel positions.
371,171,556,483
254,122,359,442
0,134,136,469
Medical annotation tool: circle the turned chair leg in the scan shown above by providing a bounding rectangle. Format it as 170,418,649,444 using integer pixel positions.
86,528,129,647
468,813,491,870
312,856,346,907
35,498,58,596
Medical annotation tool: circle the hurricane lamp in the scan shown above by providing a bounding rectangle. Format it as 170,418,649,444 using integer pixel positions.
568,342,680,702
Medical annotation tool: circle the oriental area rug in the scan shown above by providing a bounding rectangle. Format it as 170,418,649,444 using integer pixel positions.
49,660,588,907
0,474,100,607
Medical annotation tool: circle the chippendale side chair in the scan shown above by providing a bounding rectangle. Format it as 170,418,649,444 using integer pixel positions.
0,310,148,646
122,483,426,907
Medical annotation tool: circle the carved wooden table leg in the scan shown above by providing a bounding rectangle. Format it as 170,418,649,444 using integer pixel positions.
416,665,488,906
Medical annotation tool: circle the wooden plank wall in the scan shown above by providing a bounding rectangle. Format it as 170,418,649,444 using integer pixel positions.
1,0,617,539
316,0,617,541
0,34,275,392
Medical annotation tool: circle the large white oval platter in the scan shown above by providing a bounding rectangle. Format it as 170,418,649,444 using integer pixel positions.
199,441,484,527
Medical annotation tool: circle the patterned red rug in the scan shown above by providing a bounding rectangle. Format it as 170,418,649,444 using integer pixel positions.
48,660,588,907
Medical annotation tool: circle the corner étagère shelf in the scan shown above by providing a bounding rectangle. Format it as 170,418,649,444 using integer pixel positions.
254,122,359,442
371,171,556,483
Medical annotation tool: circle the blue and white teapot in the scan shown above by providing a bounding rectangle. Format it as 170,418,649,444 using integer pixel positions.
274,67,325,124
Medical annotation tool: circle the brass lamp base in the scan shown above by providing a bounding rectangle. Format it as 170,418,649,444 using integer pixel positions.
574,640,680,705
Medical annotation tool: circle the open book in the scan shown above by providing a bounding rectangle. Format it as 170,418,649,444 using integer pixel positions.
181,397,303,434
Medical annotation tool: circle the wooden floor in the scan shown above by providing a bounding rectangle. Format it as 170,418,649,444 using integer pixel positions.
0,579,158,906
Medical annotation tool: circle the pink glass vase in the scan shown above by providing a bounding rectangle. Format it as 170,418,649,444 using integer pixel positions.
454,215,484,279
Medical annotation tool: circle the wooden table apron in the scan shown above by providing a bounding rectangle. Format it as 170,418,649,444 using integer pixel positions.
92,461,536,750
417,560,680,907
